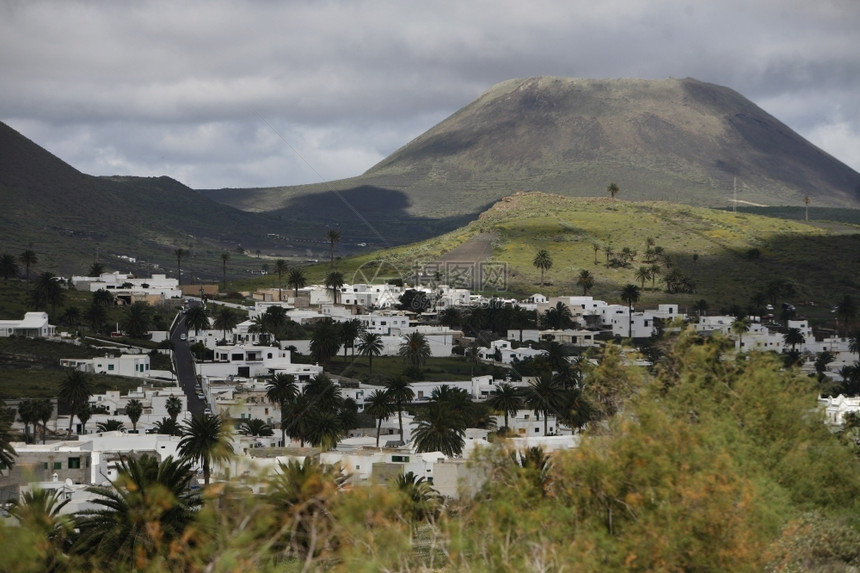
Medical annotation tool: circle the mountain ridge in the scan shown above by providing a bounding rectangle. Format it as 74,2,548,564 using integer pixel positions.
201,77,860,223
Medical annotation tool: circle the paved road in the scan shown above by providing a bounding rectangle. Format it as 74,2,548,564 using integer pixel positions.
170,311,206,416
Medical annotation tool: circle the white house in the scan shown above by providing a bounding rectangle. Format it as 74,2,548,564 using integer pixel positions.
198,344,322,381
61,354,151,377
340,283,404,309
819,394,860,425
0,312,56,338
478,340,546,365
73,272,181,301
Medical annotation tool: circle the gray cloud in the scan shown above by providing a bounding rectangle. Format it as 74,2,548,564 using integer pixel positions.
2,0,858,189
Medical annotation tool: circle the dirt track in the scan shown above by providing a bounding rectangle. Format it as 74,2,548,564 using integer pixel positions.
436,232,496,264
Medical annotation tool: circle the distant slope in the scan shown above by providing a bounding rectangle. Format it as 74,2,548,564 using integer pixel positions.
202,77,860,231
0,121,284,277
324,192,860,314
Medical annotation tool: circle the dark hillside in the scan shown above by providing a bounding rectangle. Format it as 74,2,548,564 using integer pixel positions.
0,122,286,277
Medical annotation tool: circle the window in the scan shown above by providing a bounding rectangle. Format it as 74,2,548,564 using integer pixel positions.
108,364,115,371
53,462,62,470
391,455,410,463
43,462,49,470
68,457,81,469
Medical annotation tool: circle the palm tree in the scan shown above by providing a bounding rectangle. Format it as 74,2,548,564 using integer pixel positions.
603,244,614,264
288,266,307,297
412,400,466,457
620,283,641,339
9,487,71,568
18,399,38,443
533,249,553,287
849,330,860,358
213,306,239,341
153,417,182,436
784,327,806,352
357,331,384,373
77,403,93,435
339,318,363,359
252,305,288,343
545,341,569,373
592,243,601,265
487,383,523,430
30,271,65,315
804,195,811,222
324,270,344,304
542,301,573,330
391,471,441,524
220,251,230,291
88,261,105,276
0,253,19,280
266,373,298,446
174,248,186,285
9,487,71,534
619,247,636,265
283,392,313,447
385,378,414,444
326,228,341,267
577,269,595,295
96,419,126,432
525,374,568,436
465,342,480,375
304,409,344,451
732,317,751,351
72,454,201,567
239,418,274,437
265,457,347,558
0,406,16,474
125,399,143,432
309,318,341,366
303,373,344,413
274,259,289,301
35,399,53,443
184,304,210,335
837,295,857,336
399,331,431,368
606,182,620,199
635,266,651,289
165,395,183,421
178,413,234,486
93,288,115,307
20,249,37,289
365,389,395,448
59,369,92,434
121,302,153,338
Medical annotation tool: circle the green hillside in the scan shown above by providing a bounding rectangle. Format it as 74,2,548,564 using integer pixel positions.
245,193,860,324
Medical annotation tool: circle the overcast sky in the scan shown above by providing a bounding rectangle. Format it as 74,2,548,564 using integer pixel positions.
2,0,858,190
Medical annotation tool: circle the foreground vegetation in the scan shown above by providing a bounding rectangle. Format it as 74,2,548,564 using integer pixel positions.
4,331,860,571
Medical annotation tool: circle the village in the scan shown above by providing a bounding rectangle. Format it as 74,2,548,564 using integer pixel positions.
2,268,860,514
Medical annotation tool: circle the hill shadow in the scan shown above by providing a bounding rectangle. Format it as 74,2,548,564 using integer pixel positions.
268,185,484,249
